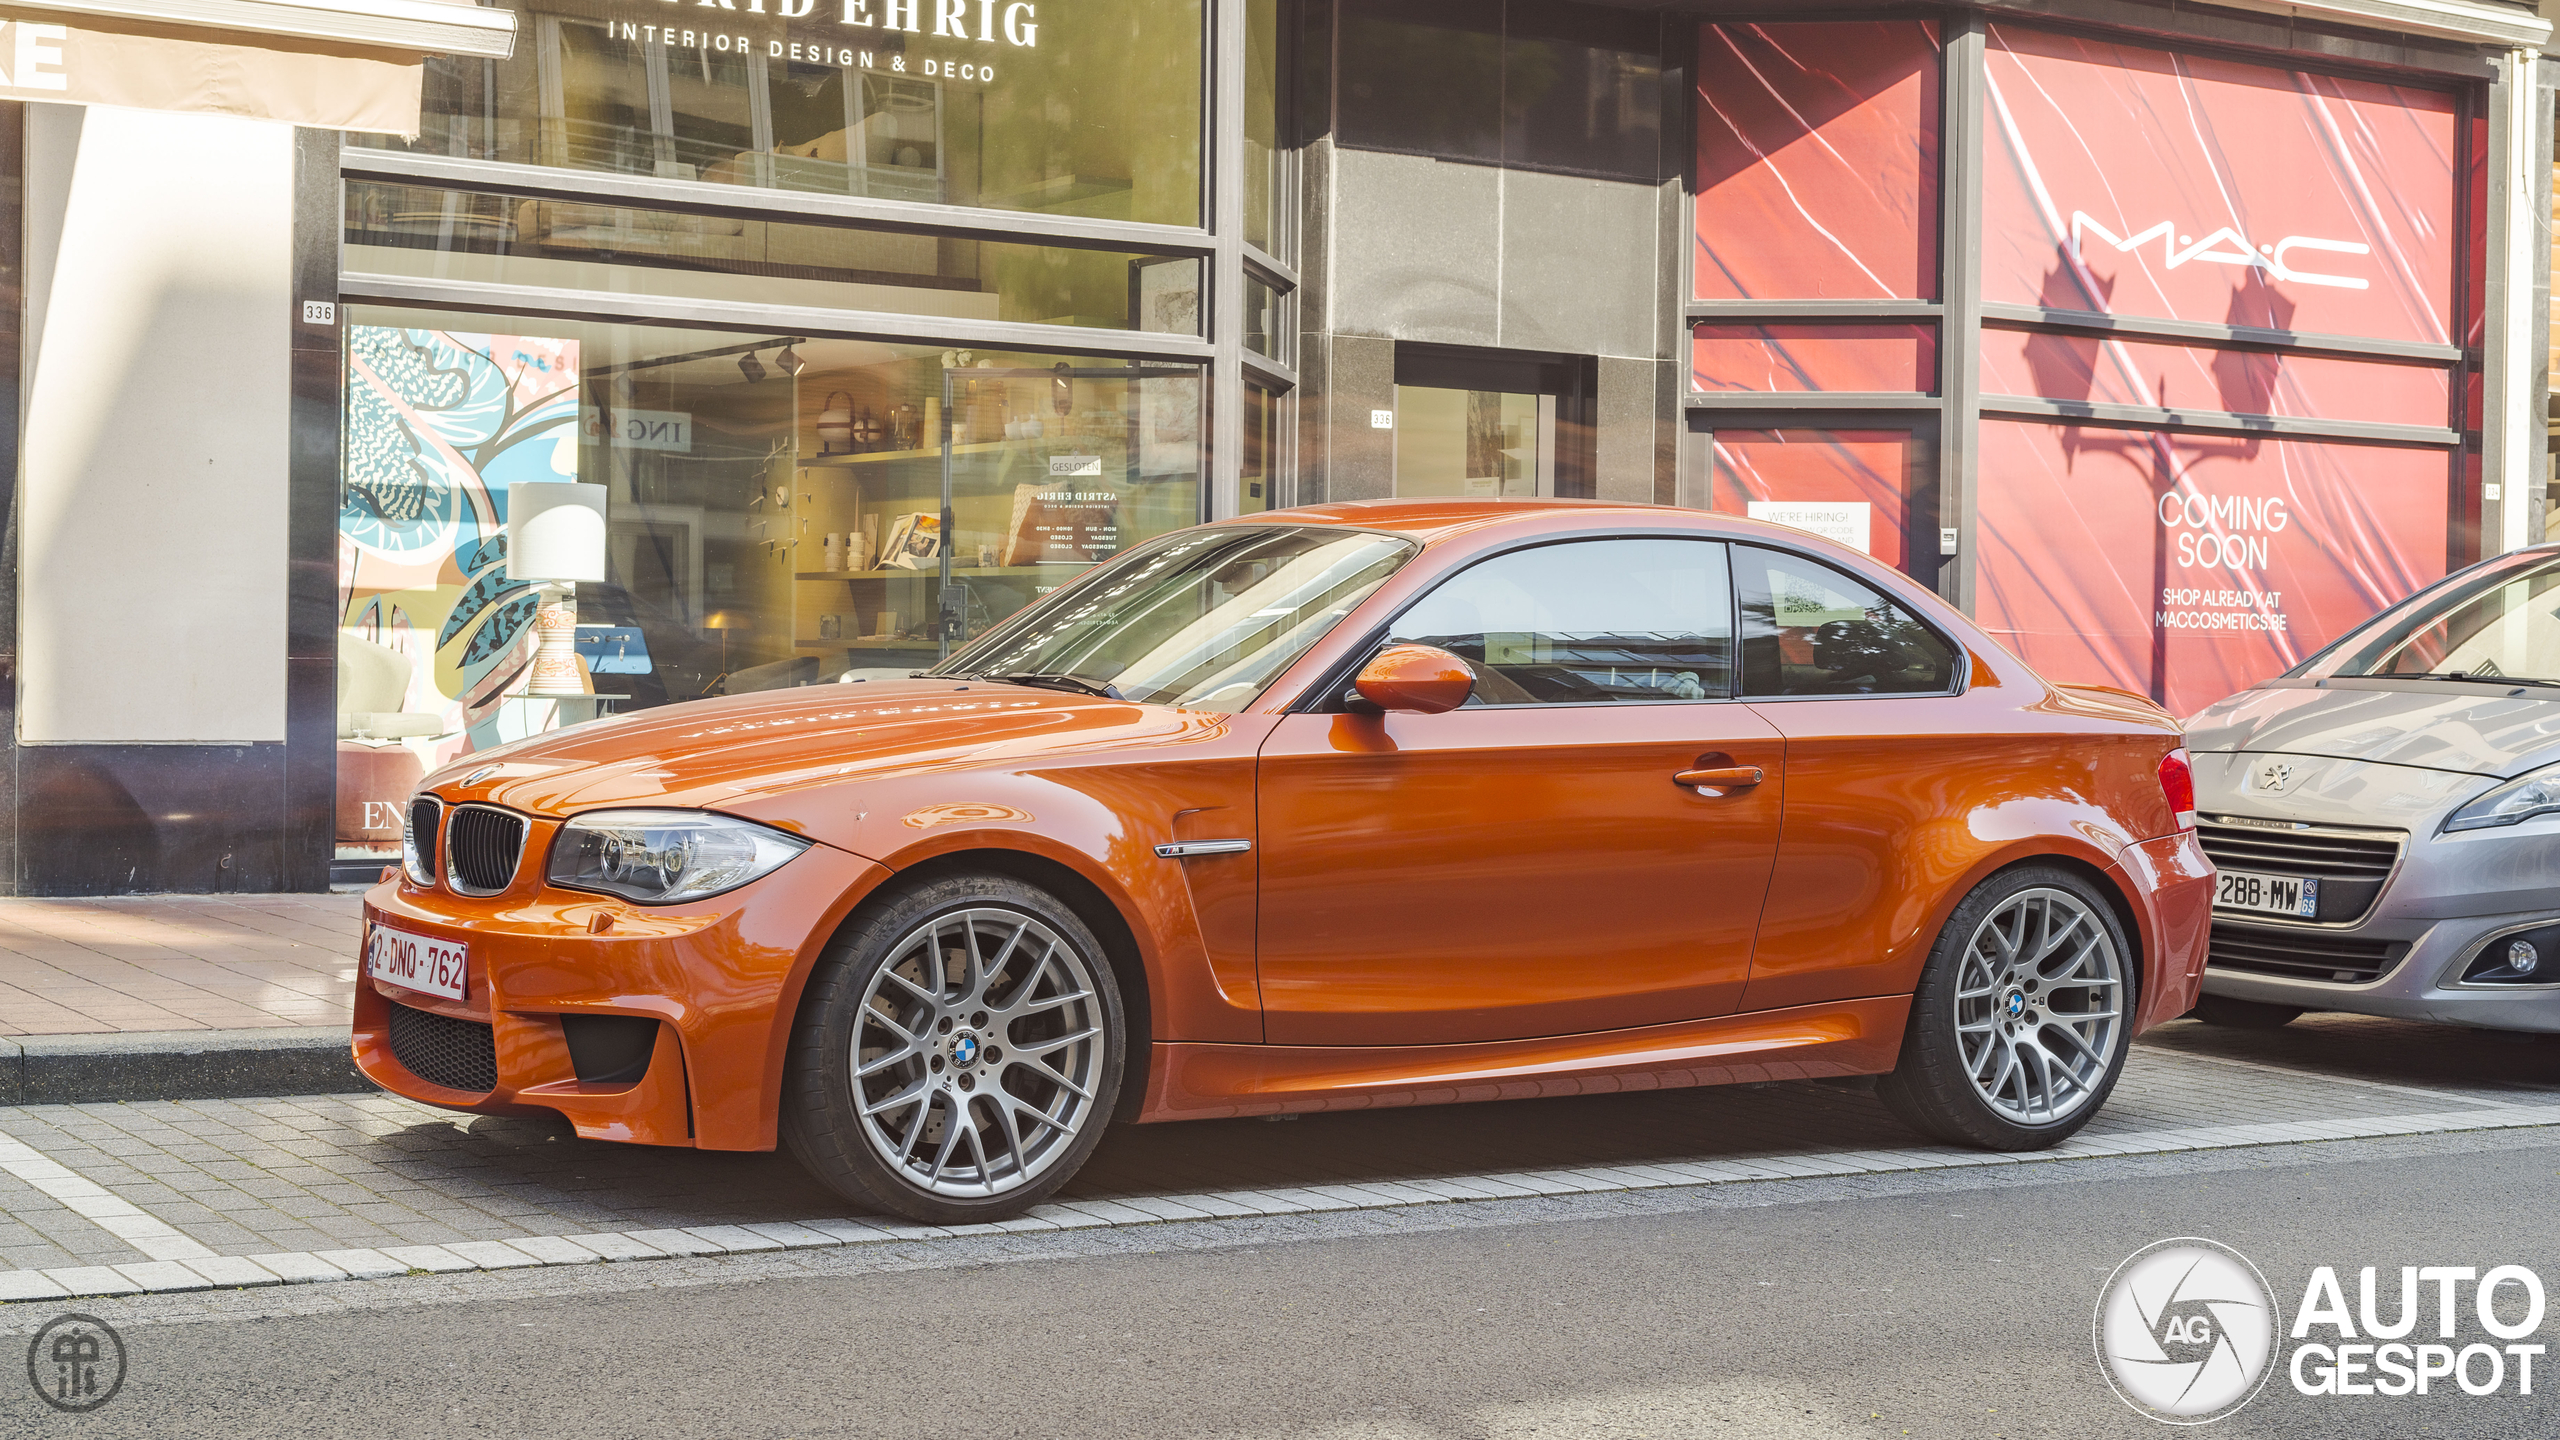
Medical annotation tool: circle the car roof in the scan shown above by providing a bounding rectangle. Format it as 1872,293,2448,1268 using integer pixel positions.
1219,498,1852,550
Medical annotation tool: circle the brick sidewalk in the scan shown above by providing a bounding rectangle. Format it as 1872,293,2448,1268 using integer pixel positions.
0,895,360,1037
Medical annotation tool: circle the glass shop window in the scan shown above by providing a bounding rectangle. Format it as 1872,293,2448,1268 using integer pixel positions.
1335,0,1663,181
358,0,1205,229
333,308,1202,862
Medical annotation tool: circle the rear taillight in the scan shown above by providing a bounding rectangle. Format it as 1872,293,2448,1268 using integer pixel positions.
2157,748,2196,833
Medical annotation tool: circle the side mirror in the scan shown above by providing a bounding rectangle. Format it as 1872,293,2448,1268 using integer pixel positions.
1348,644,1475,715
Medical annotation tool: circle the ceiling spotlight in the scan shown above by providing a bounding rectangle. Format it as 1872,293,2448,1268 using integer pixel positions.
738,350,769,385
776,343,806,376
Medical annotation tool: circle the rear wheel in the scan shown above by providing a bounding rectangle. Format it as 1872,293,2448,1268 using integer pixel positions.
2187,996,2303,1030
782,874,1124,1224
1878,866,2134,1150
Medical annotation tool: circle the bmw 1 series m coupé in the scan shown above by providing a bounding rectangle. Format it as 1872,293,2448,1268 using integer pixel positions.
357,500,2212,1223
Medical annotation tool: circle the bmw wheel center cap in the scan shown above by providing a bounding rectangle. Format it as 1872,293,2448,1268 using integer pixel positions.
950,1033,980,1067
2005,990,2027,1019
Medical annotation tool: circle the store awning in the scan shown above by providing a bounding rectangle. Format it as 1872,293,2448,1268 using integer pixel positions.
0,0,513,133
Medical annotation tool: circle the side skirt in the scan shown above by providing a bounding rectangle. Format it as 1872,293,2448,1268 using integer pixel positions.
1139,995,1914,1121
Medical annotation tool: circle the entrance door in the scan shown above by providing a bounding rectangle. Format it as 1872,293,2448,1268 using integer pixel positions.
1392,343,1597,500
1256,536,1785,1046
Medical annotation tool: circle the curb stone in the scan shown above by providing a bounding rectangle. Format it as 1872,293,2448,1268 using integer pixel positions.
0,1028,367,1105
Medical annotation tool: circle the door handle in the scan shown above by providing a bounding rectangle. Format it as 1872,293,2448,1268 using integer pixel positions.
1675,766,1764,789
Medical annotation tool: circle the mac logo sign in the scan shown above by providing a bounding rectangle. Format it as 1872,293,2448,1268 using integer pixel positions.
2070,212,2372,291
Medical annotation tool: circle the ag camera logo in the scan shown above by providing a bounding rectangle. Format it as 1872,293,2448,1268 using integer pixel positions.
2095,1238,2281,1424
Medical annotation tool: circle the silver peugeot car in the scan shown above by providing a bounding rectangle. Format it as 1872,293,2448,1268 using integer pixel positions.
2185,544,2560,1031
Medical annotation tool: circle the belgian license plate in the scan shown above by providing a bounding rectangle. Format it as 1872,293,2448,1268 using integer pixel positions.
366,922,468,1001
2215,869,2320,919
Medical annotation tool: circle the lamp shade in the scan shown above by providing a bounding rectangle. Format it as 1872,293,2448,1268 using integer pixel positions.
506,483,608,584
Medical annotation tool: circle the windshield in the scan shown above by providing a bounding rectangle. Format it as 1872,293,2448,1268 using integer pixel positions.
2298,550,2560,685
932,525,1417,710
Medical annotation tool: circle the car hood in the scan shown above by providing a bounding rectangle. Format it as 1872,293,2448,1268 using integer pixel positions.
2186,680,2560,779
421,680,1230,824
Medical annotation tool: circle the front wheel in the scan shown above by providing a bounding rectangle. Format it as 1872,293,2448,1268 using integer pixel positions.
1878,866,2135,1150
782,874,1125,1224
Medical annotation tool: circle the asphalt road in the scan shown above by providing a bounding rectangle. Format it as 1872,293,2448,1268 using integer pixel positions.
14,1121,2560,1440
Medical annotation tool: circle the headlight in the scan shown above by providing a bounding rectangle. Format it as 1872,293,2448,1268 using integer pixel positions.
2443,766,2560,833
400,801,436,886
547,809,812,903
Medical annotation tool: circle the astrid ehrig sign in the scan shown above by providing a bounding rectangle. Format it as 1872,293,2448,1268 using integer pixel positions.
610,0,1034,73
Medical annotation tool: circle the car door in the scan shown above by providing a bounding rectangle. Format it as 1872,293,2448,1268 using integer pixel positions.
1255,536,1787,1046
1724,542,1977,1013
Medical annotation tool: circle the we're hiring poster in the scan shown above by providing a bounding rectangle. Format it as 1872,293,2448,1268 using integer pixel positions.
1970,25,2462,714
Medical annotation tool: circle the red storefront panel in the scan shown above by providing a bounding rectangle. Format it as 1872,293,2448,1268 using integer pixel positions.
1694,21,1940,301
1982,25,2459,346
1692,323,1937,394
1975,419,2449,716
1978,330,2449,429
1708,429,1916,570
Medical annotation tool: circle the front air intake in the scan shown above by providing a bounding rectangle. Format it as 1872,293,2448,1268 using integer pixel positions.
445,804,527,895
385,1001,498,1094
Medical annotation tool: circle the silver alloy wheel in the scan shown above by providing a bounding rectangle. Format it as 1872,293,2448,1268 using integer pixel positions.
1952,886,2125,1125
850,906,1107,1198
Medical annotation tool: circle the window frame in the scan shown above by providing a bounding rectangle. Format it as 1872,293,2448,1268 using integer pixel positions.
1728,541,1967,703
1300,534,1749,713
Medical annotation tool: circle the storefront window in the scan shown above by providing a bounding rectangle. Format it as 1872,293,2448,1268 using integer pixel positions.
1981,25,2458,345
357,0,1205,229
335,311,1201,863
1973,420,2450,715
1244,0,1284,256
1242,382,1281,513
1692,324,1937,395
1706,429,1926,572
346,182,1201,333
1694,21,1939,301
1337,0,1662,181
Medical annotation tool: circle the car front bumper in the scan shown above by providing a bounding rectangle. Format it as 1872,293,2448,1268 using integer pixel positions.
2192,750,2560,1030
354,839,888,1150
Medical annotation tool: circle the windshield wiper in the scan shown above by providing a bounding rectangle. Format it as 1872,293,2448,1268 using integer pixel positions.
2384,672,2560,689
984,671,1125,700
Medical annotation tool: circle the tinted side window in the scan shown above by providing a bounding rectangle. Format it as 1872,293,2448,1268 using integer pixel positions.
1734,545,1956,698
1387,539,1732,705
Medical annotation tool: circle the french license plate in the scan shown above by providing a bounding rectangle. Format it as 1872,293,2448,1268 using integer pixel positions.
365,922,468,1001
2214,869,2320,919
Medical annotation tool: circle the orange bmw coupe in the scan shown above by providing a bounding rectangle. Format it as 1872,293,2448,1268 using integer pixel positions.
358,501,2212,1223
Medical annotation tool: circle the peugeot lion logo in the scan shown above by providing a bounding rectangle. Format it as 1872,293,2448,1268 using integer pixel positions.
2096,1238,2281,1424
2252,761,2296,795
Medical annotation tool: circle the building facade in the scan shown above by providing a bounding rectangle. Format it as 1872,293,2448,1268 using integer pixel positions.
0,0,2549,893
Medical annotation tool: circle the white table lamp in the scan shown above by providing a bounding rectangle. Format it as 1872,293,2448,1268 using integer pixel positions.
507,482,609,698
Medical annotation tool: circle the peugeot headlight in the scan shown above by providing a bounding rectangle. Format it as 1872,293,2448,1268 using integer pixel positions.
547,809,812,903
2444,766,2560,833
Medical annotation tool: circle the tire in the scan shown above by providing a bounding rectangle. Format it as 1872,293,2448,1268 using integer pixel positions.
2187,995,2303,1030
781,873,1125,1224
1877,865,2136,1151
